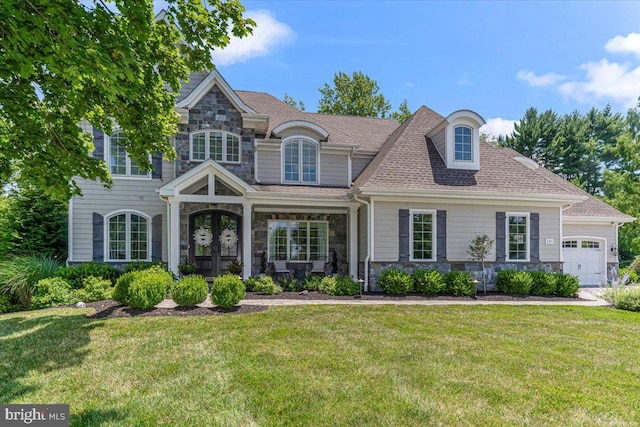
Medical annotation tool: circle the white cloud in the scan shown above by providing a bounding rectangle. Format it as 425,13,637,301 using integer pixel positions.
516,69,568,87
212,10,294,66
605,32,640,57
481,118,516,137
558,59,640,108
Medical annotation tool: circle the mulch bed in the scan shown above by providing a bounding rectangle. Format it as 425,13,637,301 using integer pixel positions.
84,300,267,319
244,291,580,302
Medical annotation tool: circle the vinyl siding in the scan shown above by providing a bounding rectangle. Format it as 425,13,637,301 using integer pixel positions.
563,222,618,263
373,201,561,262
320,153,348,187
431,128,446,162
352,155,374,180
256,149,281,184
358,204,369,262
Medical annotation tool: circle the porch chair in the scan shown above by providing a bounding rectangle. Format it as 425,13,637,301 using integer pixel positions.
310,260,326,275
272,260,290,280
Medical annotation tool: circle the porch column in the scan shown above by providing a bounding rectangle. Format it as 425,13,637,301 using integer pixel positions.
242,202,252,279
349,204,359,280
169,200,181,276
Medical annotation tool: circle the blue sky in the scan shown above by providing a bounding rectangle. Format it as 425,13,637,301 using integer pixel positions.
159,1,640,136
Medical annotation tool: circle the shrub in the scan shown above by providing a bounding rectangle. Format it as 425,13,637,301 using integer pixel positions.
113,271,137,305
496,270,532,294
319,276,336,294
252,276,282,295
614,288,640,312
280,278,302,292
127,268,174,309
413,269,445,295
554,273,580,297
0,255,62,309
124,261,168,274
619,268,639,284
496,270,515,293
31,277,77,309
629,255,640,275
243,277,258,292
73,276,113,302
172,275,208,306
56,262,121,289
228,260,243,275
444,271,476,297
0,294,22,314
318,275,359,296
378,269,413,294
303,276,322,291
211,274,245,308
529,271,557,296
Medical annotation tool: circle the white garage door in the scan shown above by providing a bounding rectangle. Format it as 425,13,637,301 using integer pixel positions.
562,239,605,286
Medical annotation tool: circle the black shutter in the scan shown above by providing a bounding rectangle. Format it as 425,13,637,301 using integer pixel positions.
152,152,163,179
152,214,163,261
92,128,104,160
93,213,104,261
496,212,506,262
437,210,447,261
399,209,410,262
530,213,540,262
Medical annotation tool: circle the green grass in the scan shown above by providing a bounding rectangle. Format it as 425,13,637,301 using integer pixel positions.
1,305,640,426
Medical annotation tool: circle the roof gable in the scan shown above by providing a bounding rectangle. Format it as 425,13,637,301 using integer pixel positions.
176,69,256,113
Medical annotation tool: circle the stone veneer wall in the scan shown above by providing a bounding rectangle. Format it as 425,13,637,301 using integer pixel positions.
252,212,348,278
174,85,255,183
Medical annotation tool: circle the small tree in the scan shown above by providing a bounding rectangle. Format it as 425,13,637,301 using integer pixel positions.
467,233,494,293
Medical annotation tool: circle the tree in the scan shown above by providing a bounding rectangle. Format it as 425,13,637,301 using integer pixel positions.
283,93,305,111
0,0,255,200
390,99,411,123
467,233,494,294
501,107,559,166
318,71,391,117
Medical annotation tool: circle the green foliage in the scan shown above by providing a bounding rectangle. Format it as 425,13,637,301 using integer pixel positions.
619,268,638,284
496,270,533,294
283,93,305,111
378,269,413,295
113,271,137,305
210,274,245,308
252,276,282,295
413,269,445,295
389,99,412,123
303,276,322,291
126,268,174,309
171,275,208,306
280,278,302,292
529,271,557,296
178,263,198,275
467,233,494,263
0,293,22,314
318,275,359,296
318,71,392,118
613,288,640,312
0,186,67,258
31,277,77,309
125,261,168,273
73,276,113,302
554,273,580,297
228,260,243,275
444,271,476,297
0,0,255,199
243,277,258,292
56,262,121,289
0,255,62,308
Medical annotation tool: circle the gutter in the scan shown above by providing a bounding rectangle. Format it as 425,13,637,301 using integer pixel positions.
353,193,371,292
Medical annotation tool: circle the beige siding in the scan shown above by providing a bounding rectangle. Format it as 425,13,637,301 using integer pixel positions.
358,204,369,262
256,149,281,184
563,222,618,263
352,155,374,180
321,153,348,187
373,201,561,262
431,128,446,162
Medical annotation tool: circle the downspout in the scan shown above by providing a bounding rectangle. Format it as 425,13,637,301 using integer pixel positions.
353,192,371,292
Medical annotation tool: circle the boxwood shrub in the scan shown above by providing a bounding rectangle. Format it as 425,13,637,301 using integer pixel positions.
614,288,640,312
113,267,173,308
529,271,557,296
554,273,580,297
211,274,245,308
56,262,121,289
172,275,208,306
73,276,113,302
413,269,445,295
444,271,476,297
31,277,78,309
319,275,359,296
113,271,138,305
496,270,533,294
252,276,282,295
378,269,413,294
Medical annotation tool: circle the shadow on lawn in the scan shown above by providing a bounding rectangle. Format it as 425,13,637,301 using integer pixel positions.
71,408,126,427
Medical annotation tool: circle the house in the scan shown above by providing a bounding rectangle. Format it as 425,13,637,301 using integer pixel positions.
68,69,634,290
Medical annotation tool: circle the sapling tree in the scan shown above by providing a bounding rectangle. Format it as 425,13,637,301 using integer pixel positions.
467,233,494,293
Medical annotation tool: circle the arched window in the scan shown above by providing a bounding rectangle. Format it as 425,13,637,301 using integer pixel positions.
106,211,150,261
454,126,472,161
190,130,241,163
283,139,318,184
109,132,149,177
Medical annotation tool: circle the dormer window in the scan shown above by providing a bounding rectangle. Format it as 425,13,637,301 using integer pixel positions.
454,126,472,161
190,130,241,164
283,139,318,184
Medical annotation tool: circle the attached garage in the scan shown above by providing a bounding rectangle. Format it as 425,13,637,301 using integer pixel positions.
562,238,606,286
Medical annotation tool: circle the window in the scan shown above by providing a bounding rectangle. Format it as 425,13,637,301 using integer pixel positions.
454,126,472,161
410,210,435,261
507,213,529,261
190,130,241,164
268,221,328,261
283,139,318,184
562,240,577,248
582,241,600,249
107,212,149,261
109,133,149,177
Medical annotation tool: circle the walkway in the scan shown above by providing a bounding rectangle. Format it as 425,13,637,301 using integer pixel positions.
156,288,608,309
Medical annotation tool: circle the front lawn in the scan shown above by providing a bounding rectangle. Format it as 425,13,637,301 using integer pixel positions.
1,305,639,426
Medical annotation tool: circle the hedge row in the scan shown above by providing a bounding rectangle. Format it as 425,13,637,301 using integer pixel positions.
496,270,580,297
378,269,476,297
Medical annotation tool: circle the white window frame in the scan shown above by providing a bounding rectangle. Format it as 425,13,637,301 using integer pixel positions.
453,125,473,162
104,210,152,262
106,132,151,180
189,130,242,164
409,209,437,262
267,220,329,262
506,212,530,262
281,137,320,185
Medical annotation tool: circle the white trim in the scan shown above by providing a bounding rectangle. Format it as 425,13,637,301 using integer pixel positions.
281,137,320,185
348,148,353,186
559,206,564,262
104,209,152,262
272,120,330,140
371,199,375,262
242,202,252,279
67,198,73,263
446,110,486,126
176,69,257,113
561,235,607,283
189,130,242,164
349,205,359,280
452,125,474,163
563,216,635,224
409,209,437,262
169,201,180,275
506,212,530,262
254,207,348,214
158,158,255,196
266,220,330,262
357,188,586,204
106,132,152,179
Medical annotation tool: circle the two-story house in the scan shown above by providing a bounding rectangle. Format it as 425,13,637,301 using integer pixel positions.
68,69,634,290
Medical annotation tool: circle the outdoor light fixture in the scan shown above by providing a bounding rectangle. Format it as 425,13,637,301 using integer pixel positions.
611,244,618,256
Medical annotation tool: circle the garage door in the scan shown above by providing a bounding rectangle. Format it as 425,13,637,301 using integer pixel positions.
562,239,604,286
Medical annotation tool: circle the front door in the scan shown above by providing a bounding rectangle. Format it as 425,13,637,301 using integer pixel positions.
190,211,240,277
